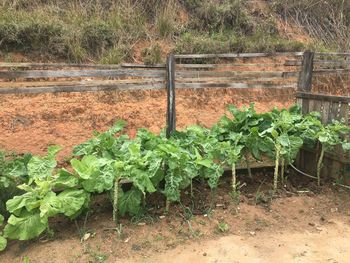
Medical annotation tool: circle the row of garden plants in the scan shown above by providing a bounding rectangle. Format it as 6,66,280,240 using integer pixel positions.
0,104,349,251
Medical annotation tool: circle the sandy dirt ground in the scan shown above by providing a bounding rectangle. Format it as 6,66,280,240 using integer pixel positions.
129,220,350,263
1,173,350,263
0,88,295,159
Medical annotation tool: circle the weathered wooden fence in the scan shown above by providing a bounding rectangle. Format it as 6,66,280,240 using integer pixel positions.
296,51,350,182
0,51,349,178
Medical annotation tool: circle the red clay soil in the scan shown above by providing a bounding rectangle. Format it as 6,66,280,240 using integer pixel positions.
0,88,296,158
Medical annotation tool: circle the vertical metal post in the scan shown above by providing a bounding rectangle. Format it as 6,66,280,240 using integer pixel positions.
166,53,176,138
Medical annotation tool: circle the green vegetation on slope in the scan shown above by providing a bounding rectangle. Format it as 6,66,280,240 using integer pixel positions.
0,0,346,63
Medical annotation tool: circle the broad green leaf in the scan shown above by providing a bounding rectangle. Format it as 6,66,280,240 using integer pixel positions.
81,165,114,193
54,169,79,188
4,212,48,240
130,169,156,194
196,159,213,168
0,214,4,225
70,157,95,180
47,145,62,159
57,189,89,218
0,236,6,251
277,134,290,147
128,142,141,156
107,120,127,135
319,135,328,143
118,188,142,217
27,156,56,182
39,192,61,218
343,142,350,152
6,193,40,216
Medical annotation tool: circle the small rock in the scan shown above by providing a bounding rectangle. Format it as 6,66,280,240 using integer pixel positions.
132,244,141,251
249,231,256,236
159,215,165,219
308,222,315,226
138,222,146,226
81,233,91,242
203,252,207,256
331,208,338,213
124,237,130,243
216,204,224,207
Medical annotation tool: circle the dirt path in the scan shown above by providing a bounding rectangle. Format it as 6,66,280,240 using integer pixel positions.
125,220,350,263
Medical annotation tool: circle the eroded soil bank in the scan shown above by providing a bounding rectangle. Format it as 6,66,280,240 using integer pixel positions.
0,88,295,158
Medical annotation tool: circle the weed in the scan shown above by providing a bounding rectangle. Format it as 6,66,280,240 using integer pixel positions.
84,244,108,263
216,222,230,233
142,44,162,65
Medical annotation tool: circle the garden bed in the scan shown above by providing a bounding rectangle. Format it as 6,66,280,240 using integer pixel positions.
1,170,350,263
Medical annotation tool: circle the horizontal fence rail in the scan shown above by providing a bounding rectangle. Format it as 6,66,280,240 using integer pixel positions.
0,52,349,95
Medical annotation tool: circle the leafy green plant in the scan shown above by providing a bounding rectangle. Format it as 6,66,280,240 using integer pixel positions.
217,222,229,233
315,120,350,186
261,108,304,190
0,213,6,251
3,146,90,241
0,151,32,217
1,104,349,251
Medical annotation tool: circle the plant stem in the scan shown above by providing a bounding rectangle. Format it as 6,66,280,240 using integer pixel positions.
113,178,119,225
317,145,325,187
142,193,146,208
232,163,236,192
190,179,194,198
210,187,217,210
245,153,252,179
165,199,170,214
281,158,285,184
274,146,280,191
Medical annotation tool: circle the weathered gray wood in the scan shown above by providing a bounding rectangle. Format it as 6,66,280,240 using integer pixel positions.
0,78,165,88
315,52,350,56
176,70,299,78
166,54,176,137
296,92,350,104
297,51,314,92
0,62,122,69
174,52,304,59
121,63,165,68
286,60,350,67
313,69,350,75
0,82,165,94
176,63,293,69
175,76,297,84
0,69,166,79
176,82,297,89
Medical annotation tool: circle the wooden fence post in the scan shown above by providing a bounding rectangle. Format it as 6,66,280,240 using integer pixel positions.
297,51,314,114
296,51,314,171
166,53,176,138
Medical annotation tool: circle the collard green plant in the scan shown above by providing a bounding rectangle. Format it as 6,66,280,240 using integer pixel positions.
315,120,350,186
1,103,349,251
3,146,90,241
0,152,32,216
0,213,6,251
